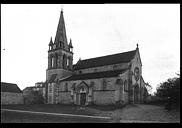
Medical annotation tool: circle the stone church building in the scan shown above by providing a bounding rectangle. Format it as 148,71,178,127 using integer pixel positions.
45,10,148,106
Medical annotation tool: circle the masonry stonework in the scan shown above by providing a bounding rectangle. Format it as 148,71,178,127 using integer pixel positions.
45,10,148,106
1,92,24,105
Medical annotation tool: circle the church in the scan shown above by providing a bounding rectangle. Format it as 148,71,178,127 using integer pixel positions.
45,10,148,106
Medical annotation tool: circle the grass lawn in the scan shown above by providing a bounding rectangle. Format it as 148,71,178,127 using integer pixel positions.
1,104,180,123
1,110,109,123
1,104,115,123
1,104,96,116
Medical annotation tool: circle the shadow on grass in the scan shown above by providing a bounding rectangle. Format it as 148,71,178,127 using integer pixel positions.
88,104,125,111
2,103,126,112
1,110,109,123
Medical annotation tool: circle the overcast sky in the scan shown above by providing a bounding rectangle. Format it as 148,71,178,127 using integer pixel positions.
1,4,180,93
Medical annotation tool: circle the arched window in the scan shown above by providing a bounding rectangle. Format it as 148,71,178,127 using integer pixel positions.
51,56,54,68
102,79,107,90
55,54,58,68
90,81,94,86
116,79,123,85
57,54,60,68
64,83,68,92
67,57,69,68
124,80,128,91
70,47,73,52
63,54,66,69
71,83,76,91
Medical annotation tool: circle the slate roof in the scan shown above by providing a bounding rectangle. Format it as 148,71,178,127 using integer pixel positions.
1,82,22,93
73,50,136,70
62,69,127,81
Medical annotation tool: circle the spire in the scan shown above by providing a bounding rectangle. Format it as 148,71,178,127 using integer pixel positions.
49,37,53,46
69,38,73,48
54,9,68,45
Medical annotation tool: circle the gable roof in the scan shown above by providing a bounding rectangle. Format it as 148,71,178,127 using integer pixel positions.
73,50,136,70
62,69,127,81
1,82,22,93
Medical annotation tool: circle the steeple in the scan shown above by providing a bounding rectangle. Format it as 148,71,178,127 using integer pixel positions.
49,37,53,46
54,9,68,47
48,37,53,51
69,39,73,48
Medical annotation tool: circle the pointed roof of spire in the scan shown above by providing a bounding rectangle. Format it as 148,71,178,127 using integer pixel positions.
69,38,73,48
54,9,68,45
49,37,53,46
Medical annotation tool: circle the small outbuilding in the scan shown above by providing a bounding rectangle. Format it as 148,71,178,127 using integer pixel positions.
1,82,24,104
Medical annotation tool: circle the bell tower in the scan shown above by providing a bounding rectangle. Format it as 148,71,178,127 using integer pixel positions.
46,9,73,82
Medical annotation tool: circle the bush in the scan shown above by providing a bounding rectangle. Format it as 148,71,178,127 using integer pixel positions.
155,74,180,109
24,91,44,104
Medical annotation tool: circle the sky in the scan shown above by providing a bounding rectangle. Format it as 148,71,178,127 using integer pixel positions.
1,4,180,93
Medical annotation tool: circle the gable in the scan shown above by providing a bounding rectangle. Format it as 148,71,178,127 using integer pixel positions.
73,50,136,70
130,48,143,87
76,81,89,89
1,82,22,93
133,49,142,66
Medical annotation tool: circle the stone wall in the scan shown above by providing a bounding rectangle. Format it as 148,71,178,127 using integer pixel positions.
130,49,142,103
58,92,72,104
1,92,24,104
46,68,72,81
131,49,142,87
124,91,129,104
140,77,145,103
47,83,54,104
58,71,130,105
93,90,115,105
59,77,117,92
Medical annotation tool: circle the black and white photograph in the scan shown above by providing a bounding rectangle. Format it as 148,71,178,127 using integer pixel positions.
1,4,180,123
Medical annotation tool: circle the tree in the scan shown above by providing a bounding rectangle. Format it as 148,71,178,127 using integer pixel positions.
24,90,44,104
155,73,180,107
145,82,153,95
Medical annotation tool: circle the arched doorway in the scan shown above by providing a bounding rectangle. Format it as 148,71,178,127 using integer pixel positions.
134,84,139,103
80,87,86,106
74,81,89,106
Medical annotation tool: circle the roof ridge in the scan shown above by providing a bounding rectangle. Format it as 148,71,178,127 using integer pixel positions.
80,49,136,62
73,49,137,70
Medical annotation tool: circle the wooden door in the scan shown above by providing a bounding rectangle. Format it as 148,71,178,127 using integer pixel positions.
80,93,86,105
